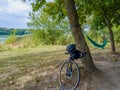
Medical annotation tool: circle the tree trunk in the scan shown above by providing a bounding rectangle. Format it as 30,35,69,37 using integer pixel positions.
103,13,116,53
64,0,97,73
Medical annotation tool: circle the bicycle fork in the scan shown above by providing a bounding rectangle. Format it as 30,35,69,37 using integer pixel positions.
66,61,73,78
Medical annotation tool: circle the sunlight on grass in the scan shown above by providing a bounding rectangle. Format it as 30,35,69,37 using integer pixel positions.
0,45,67,90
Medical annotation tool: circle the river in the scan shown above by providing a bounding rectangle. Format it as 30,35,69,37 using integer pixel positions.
0,35,9,43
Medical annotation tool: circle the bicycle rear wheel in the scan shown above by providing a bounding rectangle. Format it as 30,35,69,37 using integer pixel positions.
59,60,80,90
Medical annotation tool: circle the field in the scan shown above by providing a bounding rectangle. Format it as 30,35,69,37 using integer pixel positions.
0,45,67,90
0,45,120,90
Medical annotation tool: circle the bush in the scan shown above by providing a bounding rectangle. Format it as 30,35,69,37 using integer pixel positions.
31,29,69,45
5,34,16,44
57,35,74,45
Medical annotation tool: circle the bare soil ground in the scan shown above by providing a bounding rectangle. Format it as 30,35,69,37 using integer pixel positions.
78,50,120,90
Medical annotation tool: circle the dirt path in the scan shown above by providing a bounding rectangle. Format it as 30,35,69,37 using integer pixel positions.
88,61,120,90
77,53,120,90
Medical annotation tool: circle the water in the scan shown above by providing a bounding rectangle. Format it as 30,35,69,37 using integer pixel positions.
0,35,9,43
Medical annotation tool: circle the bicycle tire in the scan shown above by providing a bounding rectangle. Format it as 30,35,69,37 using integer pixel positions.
59,60,80,90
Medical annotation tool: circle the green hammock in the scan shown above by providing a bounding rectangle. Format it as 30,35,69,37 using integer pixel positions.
86,35,108,49
83,31,108,49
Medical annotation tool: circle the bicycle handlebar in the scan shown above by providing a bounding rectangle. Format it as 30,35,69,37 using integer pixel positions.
65,51,86,58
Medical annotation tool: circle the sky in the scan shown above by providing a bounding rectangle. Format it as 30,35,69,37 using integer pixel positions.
0,0,54,29
0,0,32,29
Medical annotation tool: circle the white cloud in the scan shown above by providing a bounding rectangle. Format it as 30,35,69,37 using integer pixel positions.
0,0,31,14
47,0,54,2
0,0,32,28
6,0,31,14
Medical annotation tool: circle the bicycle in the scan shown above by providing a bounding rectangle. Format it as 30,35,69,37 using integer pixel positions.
59,44,86,90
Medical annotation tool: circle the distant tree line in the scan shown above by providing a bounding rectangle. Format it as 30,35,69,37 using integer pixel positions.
0,27,30,35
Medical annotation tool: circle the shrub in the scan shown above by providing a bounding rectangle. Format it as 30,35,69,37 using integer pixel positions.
5,34,16,44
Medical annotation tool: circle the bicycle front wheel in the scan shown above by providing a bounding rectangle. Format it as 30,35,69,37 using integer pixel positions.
59,60,80,90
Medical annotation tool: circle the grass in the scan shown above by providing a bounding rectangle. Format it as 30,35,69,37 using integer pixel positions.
0,45,120,90
0,45,68,90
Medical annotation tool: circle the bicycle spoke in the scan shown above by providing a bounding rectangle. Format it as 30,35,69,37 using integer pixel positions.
59,60,80,90
59,44,82,90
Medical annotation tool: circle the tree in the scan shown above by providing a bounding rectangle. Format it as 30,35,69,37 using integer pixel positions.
64,0,97,72
78,0,120,53
28,0,97,72
28,10,70,45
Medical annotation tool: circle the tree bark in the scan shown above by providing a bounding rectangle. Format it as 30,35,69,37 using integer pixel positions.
103,13,116,53
64,0,97,73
